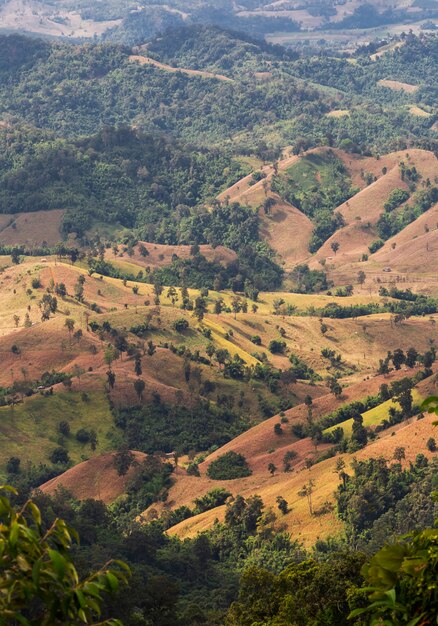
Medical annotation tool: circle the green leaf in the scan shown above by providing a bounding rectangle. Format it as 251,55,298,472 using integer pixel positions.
48,549,66,579
105,572,119,592
9,522,19,547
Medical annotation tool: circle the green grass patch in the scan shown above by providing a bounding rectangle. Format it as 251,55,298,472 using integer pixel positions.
325,389,423,437
282,152,334,192
0,390,116,477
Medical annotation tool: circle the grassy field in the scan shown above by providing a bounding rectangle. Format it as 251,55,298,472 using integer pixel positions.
325,389,424,436
0,390,116,478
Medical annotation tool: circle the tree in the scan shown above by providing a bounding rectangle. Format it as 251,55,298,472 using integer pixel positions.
193,297,208,323
304,395,313,424
6,457,20,474
134,353,142,377
393,446,406,463
134,379,146,403
64,318,75,341
214,298,224,315
113,446,135,477
391,377,414,417
58,421,70,437
104,344,118,370
298,479,315,515
276,496,289,515
426,437,436,452
392,348,405,370
331,241,340,255
357,270,366,285
405,347,418,368
146,340,156,356
167,286,178,306
11,248,21,264
334,458,347,486
274,423,283,436
268,339,286,354
74,278,84,302
13,314,20,327
268,463,277,476
351,413,368,448
106,370,116,389
0,486,128,625
173,318,189,332
231,296,242,320
50,447,70,465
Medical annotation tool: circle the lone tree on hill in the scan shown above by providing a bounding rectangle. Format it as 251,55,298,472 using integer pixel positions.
268,462,277,476
298,479,315,515
331,241,340,255
133,378,146,403
393,446,406,463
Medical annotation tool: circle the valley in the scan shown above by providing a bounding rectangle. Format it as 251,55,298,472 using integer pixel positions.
0,15,437,626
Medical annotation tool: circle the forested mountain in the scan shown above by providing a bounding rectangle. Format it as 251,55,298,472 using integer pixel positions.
0,29,436,153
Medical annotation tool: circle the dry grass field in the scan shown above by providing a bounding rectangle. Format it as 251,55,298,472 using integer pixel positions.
129,55,234,82
0,210,64,247
162,413,437,545
377,79,419,93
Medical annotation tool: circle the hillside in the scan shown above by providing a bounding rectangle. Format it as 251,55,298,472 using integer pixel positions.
167,411,437,545
40,451,147,503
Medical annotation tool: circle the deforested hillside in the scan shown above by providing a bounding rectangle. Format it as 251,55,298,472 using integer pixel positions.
1,18,438,626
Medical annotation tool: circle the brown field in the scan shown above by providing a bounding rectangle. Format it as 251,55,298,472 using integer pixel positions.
326,109,350,118
377,79,419,93
0,210,64,247
106,241,237,271
40,451,147,503
163,411,437,545
129,55,234,82
409,106,431,117
309,149,437,267
259,196,314,268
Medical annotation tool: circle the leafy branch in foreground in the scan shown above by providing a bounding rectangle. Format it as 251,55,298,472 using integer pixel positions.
349,397,438,624
0,486,129,625
420,396,438,425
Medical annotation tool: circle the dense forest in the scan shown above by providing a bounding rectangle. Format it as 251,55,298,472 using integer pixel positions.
0,30,436,154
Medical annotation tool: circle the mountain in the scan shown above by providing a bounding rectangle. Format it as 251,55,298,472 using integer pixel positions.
1,17,438,626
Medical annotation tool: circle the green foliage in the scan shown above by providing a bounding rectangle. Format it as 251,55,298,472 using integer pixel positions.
350,526,438,624
0,486,128,625
377,186,438,240
207,451,252,480
290,264,330,293
272,152,355,251
116,401,248,454
384,188,410,212
0,126,246,238
226,553,366,626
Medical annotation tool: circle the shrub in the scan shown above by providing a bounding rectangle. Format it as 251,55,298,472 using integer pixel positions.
426,437,436,452
251,335,262,345
49,447,70,465
186,462,200,477
207,451,252,480
172,318,189,332
368,239,384,254
269,339,286,354
6,457,21,474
